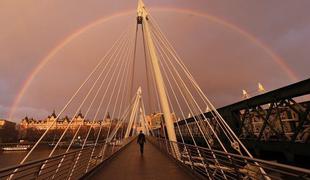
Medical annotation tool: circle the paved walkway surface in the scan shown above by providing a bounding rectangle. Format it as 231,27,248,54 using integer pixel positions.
90,141,194,180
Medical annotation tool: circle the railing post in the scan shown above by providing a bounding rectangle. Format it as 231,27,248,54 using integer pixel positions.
184,145,194,169
170,141,178,159
35,161,45,179
226,154,240,179
36,159,48,178
51,154,66,179
67,148,84,180
196,146,213,179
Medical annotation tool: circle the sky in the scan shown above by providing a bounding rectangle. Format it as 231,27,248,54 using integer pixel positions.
0,0,309,122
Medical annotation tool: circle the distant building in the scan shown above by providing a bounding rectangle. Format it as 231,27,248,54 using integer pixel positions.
146,113,163,130
145,112,177,130
239,102,310,142
0,119,18,143
19,110,112,131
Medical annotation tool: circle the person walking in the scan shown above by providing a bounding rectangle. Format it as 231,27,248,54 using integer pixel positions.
137,131,146,155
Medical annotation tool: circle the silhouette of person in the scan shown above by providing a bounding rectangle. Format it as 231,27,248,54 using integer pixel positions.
137,131,146,155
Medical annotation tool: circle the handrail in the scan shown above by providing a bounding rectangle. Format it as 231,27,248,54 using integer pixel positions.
0,138,135,180
149,137,310,179
165,139,310,175
0,146,93,172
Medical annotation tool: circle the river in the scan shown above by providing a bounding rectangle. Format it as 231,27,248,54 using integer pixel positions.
0,142,118,171
0,145,71,170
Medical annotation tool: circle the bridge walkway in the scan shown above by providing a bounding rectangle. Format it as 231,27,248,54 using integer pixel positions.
90,140,195,180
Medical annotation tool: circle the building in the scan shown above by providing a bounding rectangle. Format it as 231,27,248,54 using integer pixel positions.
0,119,18,143
239,102,310,142
145,112,178,130
145,113,163,130
19,110,112,131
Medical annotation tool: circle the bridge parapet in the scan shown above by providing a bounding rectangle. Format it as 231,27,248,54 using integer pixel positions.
174,78,310,142
148,137,310,179
0,137,135,180
166,79,310,165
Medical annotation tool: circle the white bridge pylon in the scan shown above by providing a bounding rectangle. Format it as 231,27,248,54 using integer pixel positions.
124,87,152,138
137,0,178,147
136,0,182,159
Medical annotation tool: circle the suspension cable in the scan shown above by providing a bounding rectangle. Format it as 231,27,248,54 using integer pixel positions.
17,26,130,167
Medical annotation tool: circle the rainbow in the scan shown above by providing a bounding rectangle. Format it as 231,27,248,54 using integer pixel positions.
9,7,299,121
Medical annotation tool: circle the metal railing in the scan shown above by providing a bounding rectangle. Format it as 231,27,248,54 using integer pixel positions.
149,137,310,180
0,138,134,180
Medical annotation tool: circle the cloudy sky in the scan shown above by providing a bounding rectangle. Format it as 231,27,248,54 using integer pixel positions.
0,0,309,122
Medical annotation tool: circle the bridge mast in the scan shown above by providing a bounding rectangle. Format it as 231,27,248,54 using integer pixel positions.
125,87,142,138
137,0,178,143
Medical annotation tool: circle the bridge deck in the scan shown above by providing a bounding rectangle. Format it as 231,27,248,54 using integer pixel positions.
90,141,194,180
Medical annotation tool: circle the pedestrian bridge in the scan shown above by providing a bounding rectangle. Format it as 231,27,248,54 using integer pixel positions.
3,1,310,179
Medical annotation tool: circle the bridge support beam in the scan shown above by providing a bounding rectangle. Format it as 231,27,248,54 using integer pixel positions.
125,87,142,138
137,0,178,144
137,1,181,160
